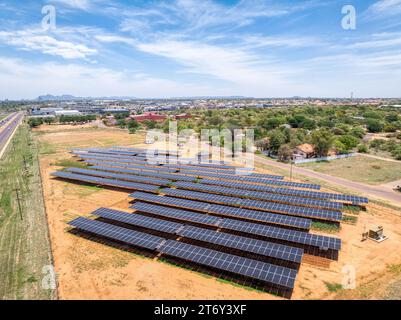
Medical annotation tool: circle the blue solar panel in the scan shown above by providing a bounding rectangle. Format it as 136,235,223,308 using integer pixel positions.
200,179,368,204
179,170,321,190
158,240,298,289
129,192,311,229
219,219,342,251
177,225,304,263
51,171,160,192
172,181,343,210
66,167,172,186
91,207,303,264
68,217,164,250
132,202,222,226
92,207,183,234
162,188,342,222
131,202,341,251
89,165,197,182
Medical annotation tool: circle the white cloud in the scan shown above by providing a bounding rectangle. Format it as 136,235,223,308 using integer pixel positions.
51,0,91,10
0,29,98,60
0,56,226,99
365,0,401,18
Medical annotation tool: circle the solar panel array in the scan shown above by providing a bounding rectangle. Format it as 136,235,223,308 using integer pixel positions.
129,191,311,229
66,167,172,186
56,147,367,294
158,240,297,289
69,217,164,250
90,165,197,182
179,170,321,190
199,179,368,204
131,202,341,251
177,225,304,263
91,207,303,264
172,181,343,210
162,188,342,222
68,217,298,289
51,171,160,192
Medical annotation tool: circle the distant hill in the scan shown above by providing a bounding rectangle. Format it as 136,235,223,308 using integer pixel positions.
36,94,137,101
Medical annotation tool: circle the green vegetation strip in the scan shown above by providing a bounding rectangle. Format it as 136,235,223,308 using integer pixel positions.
0,124,56,300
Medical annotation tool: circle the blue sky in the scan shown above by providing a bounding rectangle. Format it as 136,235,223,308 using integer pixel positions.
0,0,400,99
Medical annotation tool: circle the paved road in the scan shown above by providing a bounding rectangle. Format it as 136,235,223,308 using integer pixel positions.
254,155,401,206
0,112,24,159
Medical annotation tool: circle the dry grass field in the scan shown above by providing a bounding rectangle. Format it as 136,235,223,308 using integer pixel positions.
298,156,401,185
33,124,401,300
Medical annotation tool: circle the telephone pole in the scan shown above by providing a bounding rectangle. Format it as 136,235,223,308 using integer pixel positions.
14,188,23,221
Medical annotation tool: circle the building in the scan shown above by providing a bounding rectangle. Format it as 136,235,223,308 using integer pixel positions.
130,112,168,122
174,113,192,120
30,107,63,116
293,144,316,160
55,110,81,116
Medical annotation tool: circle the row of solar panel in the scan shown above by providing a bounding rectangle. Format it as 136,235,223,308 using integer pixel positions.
89,165,197,182
83,160,178,173
77,155,318,189
66,168,172,186
160,188,342,222
81,160,366,205
60,165,348,217
79,151,285,179
91,207,304,264
77,150,368,204
129,191,311,229
172,181,343,210
131,202,341,251
51,171,161,192
199,179,369,204
69,217,297,289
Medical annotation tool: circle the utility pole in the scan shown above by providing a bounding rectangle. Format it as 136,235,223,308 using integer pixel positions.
290,161,294,182
14,188,23,221
22,155,28,171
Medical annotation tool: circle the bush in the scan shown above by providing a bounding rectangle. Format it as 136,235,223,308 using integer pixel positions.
357,144,368,153
366,119,384,133
384,124,397,133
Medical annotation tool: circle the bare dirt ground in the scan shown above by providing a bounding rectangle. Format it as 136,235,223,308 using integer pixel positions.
35,125,401,300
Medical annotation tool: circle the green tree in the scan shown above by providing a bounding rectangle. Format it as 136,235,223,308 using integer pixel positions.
268,130,286,154
366,119,384,133
278,144,293,162
312,130,334,157
338,135,359,151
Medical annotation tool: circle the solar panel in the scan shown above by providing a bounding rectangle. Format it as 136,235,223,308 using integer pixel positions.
163,164,284,180
77,154,149,164
200,179,368,204
91,207,183,234
162,188,342,222
129,192,311,229
51,171,160,192
68,217,164,250
84,160,178,173
172,181,343,210
179,170,321,190
158,240,298,289
66,167,172,186
219,219,342,251
132,202,222,226
130,202,341,251
177,225,304,263
90,165,197,182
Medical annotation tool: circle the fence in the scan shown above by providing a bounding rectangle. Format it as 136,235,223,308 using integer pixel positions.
293,153,357,164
